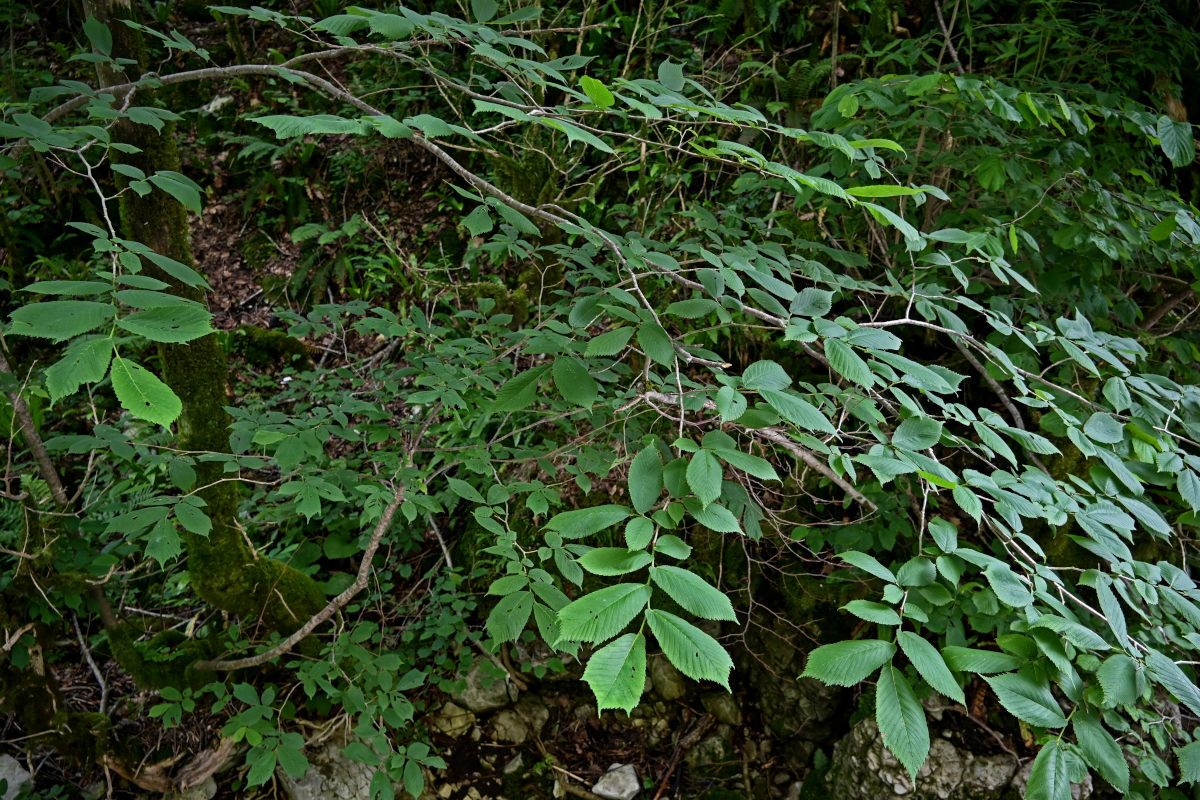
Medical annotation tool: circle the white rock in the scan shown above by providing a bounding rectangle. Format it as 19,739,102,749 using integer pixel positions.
0,756,31,800
592,763,640,800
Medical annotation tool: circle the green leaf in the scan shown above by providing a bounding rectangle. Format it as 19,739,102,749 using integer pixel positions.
447,477,486,504
892,417,943,451
492,364,549,412
761,389,835,433
117,305,213,343
1157,115,1195,167
557,584,651,644
941,646,1023,675
1096,653,1140,707
897,631,965,704
1072,712,1128,792
842,600,900,626
686,450,723,507
110,356,182,427
637,322,675,365
791,287,834,318
665,298,718,318
366,13,415,40
579,548,653,576
245,749,277,787
657,59,685,92
147,172,202,215
1026,740,1072,800
715,386,747,422
712,447,778,481
580,76,616,109
1145,648,1200,717
553,356,598,407
585,327,633,357
546,505,632,539
174,502,211,536
1177,470,1200,513
583,633,646,714
983,564,1033,608
487,590,533,643
625,517,654,550
471,0,498,22
145,517,181,564
276,743,309,779
654,534,692,559
645,608,732,688
83,17,112,55
928,518,957,552
461,205,493,236
628,447,663,514
838,550,897,583
1083,412,1124,444
1177,741,1200,784
1030,615,1110,652
21,280,112,296
742,360,791,391
876,666,929,781
142,251,209,288
984,672,1067,728
801,639,896,686
9,300,114,342
651,565,736,621
684,500,742,533
45,337,113,403
403,759,423,799
253,113,366,138
825,338,874,387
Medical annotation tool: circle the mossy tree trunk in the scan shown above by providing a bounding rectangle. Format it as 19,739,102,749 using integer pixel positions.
82,0,324,638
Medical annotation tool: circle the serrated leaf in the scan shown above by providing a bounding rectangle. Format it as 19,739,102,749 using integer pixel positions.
553,356,598,407
984,672,1067,727
628,447,663,514
625,517,654,550
117,305,213,343
1145,648,1200,717
1096,653,1139,707
942,646,1023,675
9,300,114,342
842,600,900,626
657,59,684,92
174,502,211,536
45,337,113,403
580,75,616,109
585,327,633,357
715,386,747,422
1158,115,1195,167
487,590,533,643
1030,615,1110,651
110,356,182,427
761,389,835,433
685,500,742,533
983,563,1033,608
1177,741,1200,783
579,548,653,576
546,505,632,539
686,450,723,507
1026,740,1072,800
892,417,943,451
711,447,778,481
665,298,718,318
876,666,929,781
1083,412,1124,444
637,322,675,365
791,287,833,317
145,517,181,564
558,584,651,644
645,608,732,688
801,639,896,686
897,631,965,704
471,0,498,22
584,633,645,714
825,338,874,387
447,477,486,504
654,534,692,559
742,360,791,391
461,205,493,236
147,172,202,215
492,364,549,412
1073,712,1128,792
651,565,736,621
142,251,208,288
21,280,112,296
839,550,897,583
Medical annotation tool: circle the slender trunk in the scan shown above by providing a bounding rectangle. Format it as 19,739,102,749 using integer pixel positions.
82,0,324,636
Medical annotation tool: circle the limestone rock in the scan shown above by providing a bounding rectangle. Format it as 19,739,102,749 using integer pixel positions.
166,776,217,800
684,733,730,767
455,662,516,713
648,655,687,701
592,763,640,800
277,736,385,800
701,691,742,726
0,755,31,800
757,675,842,740
493,696,550,744
431,701,476,738
826,719,1024,800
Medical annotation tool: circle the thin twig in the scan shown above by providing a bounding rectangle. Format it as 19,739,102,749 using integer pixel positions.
73,615,109,713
